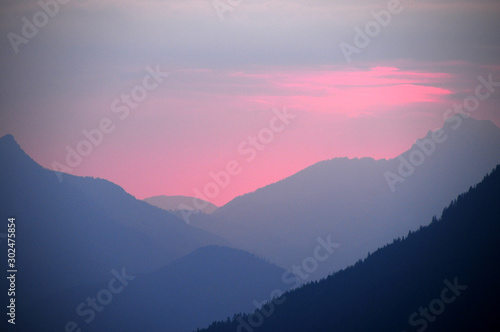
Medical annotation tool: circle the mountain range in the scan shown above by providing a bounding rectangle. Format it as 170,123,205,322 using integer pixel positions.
0,134,226,306
20,245,290,332
199,164,500,331
1,115,499,331
191,117,500,279
144,195,218,215
0,134,291,332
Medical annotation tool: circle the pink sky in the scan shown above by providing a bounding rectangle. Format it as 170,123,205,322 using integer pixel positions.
2,0,500,206
15,65,499,206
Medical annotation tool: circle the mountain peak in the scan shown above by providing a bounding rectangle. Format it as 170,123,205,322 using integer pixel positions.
412,115,500,151
0,134,44,174
443,114,495,131
1,134,25,157
0,134,18,147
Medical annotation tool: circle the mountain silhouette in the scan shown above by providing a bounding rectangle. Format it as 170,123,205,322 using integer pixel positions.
144,195,218,214
17,245,290,332
0,134,227,309
193,116,500,279
199,164,500,331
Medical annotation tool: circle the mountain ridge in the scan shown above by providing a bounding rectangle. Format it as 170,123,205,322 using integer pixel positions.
0,134,228,308
20,245,291,332
194,116,500,279
144,195,218,214
199,163,500,332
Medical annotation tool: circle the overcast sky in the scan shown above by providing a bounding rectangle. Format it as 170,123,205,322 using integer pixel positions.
1,0,500,205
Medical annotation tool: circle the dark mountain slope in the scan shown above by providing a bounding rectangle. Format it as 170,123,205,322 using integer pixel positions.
200,164,500,332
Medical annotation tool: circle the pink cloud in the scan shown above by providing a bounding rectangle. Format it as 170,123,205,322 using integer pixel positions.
162,67,452,116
